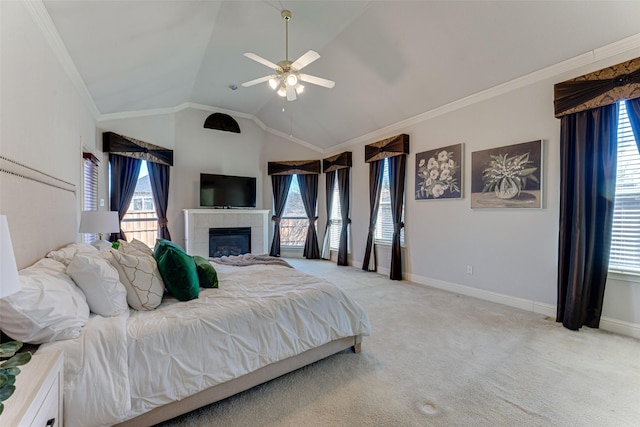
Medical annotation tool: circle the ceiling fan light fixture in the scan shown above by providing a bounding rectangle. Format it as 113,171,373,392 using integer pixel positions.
241,9,334,101
286,73,298,86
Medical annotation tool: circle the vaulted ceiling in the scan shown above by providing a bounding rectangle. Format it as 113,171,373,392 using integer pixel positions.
42,1,640,150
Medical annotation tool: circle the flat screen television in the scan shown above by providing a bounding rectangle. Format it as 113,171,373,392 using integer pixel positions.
200,173,257,208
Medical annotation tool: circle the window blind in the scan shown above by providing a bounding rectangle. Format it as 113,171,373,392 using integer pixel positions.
329,179,342,250
610,101,640,275
374,158,404,245
82,153,99,243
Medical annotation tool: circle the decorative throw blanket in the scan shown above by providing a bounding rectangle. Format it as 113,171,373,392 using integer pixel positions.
209,254,293,268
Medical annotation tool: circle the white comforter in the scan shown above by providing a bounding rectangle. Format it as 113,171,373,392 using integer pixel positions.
38,263,371,426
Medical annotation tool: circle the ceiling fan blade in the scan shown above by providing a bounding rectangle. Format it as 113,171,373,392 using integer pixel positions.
241,75,274,87
299,74,335,89
286,84,297,101
291,50,320,71
243,53,280,71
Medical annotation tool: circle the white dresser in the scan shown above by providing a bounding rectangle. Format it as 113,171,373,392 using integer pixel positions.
183,209,270,257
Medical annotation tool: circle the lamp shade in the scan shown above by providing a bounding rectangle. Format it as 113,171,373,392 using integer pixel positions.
79,211,120,234
0,215,21,299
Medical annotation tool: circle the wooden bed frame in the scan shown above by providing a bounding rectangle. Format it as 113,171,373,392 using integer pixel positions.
116,335,362,426
1,156,365,426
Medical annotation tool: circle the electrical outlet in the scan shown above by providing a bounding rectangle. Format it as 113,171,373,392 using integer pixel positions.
100,198,105,207
466,265,473,275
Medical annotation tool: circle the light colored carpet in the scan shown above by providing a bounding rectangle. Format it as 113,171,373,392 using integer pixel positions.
159,259,640,427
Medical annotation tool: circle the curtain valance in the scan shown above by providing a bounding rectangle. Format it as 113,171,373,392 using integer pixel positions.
364,134,409,163
323,152,352,173
268,160,321,175
554,57,640,118
103,132,174,166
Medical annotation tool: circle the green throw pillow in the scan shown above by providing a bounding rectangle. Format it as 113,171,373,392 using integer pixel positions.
193,255,218,288
153,240,200,301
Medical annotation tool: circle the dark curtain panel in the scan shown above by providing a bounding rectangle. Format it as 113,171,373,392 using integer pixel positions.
557,103,618,331
626,98,640,152
337,167,351,266
298,174,320,259
362,159,385,271
321,170,336,260
388,155,406,280
269,174,293,256
147,161,172,241
109,154,142,241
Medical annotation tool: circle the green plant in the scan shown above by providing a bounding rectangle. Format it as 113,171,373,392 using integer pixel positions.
482,152,539,197
0,341,32,416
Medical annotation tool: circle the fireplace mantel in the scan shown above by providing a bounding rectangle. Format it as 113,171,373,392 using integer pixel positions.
183,209,270,257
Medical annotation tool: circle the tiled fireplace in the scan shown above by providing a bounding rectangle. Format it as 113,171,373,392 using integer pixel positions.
183,209,270,258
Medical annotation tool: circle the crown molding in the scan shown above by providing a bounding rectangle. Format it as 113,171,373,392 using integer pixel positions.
327,32,640,155
96,102,323,153
24,0,100,118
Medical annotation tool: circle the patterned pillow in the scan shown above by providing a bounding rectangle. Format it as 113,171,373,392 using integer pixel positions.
118,238,153,257
109,250,164,310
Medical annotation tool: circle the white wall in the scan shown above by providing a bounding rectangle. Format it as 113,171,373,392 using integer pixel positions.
0,1,96,225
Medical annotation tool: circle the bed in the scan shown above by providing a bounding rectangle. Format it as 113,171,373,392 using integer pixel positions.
0,156,371,426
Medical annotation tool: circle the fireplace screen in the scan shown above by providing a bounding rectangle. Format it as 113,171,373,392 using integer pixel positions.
209,227,251,257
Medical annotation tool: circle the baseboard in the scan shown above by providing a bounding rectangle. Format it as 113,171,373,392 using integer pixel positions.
407,273,640,338
406,272,554,316
599,316,640,340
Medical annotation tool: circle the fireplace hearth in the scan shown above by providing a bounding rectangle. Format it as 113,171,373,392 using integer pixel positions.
209,227,251,258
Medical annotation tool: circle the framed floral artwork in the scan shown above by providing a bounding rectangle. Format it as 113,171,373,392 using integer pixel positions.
471,140,542,209
415,143,463,200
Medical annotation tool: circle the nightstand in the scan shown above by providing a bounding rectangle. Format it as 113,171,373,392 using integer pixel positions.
1,351,64,427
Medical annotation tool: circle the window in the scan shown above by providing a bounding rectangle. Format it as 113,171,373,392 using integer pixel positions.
120,161,157,248
82,152,99,244
610,101,640,275
375,158,405,245
329,179,342,250
280,175,308,247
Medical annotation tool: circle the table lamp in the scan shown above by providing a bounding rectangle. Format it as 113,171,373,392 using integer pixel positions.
79,210,120,250
0,215,21,300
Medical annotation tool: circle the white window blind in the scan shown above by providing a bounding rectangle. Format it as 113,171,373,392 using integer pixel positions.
610,101,640,275
375,158,405,245
82,152,99,243
329,178,342,250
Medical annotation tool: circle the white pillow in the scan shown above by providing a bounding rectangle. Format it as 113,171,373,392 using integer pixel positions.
46,242,99,266
0,262,90,344
109,250,164,310
118,238,153,257
28,257,68,273
67,253,129,317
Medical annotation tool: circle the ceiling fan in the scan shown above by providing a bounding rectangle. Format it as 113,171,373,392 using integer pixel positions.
241,10,335,101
